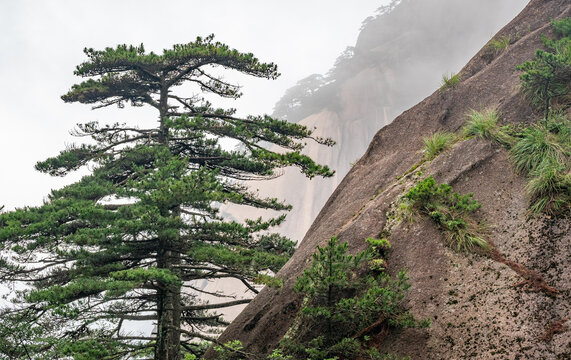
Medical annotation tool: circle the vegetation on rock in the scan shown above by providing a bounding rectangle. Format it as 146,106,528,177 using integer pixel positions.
404,176,487,252
439,72,460,91
272,237,427,360
461,19,571,216
513,17,571,215
516,18,571,116
422,132,457,159
462,109,570,215
463,108,513,147
511,114,570,214
488,35,512,54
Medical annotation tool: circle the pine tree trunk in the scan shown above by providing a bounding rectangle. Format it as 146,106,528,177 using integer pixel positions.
156,246,182,360
155,287,170,360
170,288,182,359
155,86,182,360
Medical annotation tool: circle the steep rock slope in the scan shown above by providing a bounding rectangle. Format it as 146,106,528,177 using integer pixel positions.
263,0,528,242
216,0,570,358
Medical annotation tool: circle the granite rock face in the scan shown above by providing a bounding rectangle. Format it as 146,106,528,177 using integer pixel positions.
213,1,571,358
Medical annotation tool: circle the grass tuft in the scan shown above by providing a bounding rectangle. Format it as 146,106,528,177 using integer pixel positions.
511,114,570,214
463,108,513,147
422,132,457,159
511,114,569,173
488,35,511,53
440,72,460,91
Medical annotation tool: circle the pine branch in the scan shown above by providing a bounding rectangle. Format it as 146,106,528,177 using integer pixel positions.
182,298,251,311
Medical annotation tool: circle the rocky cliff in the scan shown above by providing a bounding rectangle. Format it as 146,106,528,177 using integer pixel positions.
214,0,570,359
262,0,528,242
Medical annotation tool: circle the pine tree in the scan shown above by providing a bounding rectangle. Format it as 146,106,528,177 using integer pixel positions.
0,35,333,360
277,238,423,360
517,18,571,116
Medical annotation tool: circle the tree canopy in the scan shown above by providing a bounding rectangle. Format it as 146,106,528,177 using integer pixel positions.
0,35,333,360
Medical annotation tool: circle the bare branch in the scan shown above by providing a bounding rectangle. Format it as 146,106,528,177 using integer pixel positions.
182,298,251,311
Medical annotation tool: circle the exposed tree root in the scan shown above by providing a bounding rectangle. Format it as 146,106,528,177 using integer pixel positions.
539,318,568,342
353,317,389,340
354,318,391,360
487,247,559,296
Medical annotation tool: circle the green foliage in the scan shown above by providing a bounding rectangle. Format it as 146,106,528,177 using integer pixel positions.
510,18,571,215
487,35,512,56
57,338,125,360
422,132,457,159
277,238,424,360
510,114,570,214
482,34,513,62
214,340,245,360
516,18,571,115
405,176,487,251
253,273,284,288
366,237,391,253
462,108,513,147
511,114,569,173
440,72,460,91
293,238,364,299
0,36,334,360
182,342,210,360
268,348,293,360
366,237,391,271
551,17,571,38
110,267,182,285
26,278,137,305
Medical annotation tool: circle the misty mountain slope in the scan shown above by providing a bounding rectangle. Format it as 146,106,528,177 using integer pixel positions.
213,0,570,358
263,0,528,242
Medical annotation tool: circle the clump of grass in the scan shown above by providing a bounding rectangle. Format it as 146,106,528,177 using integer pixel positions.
404,176,487,252
440,72,460,91
462,109,569,215
482,35,513,62
488,35,512,53
511,114,569,173
463,108,513,147
422,132,457,159
526,158,569,214
511,114,570,214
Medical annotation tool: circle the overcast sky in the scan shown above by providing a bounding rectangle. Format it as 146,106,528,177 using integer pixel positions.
0,0,387,211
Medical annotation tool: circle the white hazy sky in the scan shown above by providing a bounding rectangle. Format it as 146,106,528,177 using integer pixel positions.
0,0,387,211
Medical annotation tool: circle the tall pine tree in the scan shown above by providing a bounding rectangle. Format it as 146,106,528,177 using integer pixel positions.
0,35,333,360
